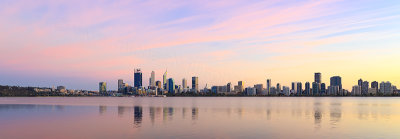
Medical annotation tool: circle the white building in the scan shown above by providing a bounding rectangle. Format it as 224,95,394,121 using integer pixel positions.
351,85,361,96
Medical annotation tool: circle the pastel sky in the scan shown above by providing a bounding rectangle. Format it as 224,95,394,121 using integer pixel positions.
1,0,400,91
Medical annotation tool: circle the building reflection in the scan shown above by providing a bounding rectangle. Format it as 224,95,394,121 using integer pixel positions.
313,102,322,129
192,107,198,121
134,106,143,128
329,103,342,128
99,105,107,115
149,107,155,125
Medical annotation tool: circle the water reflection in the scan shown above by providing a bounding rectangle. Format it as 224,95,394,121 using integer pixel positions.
134,106,143,127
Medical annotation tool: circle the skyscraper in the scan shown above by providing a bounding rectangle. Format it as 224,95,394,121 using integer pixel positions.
380,81,392,95
182,78,187,89
163,70,167,89
254,84,263,95
320,83,326,95
371,81,379,93
168,78,175,94
330,76,342,90
134,69,143,88
314,72,321,84
192,76,198,93
305,82,311,95
266,79,271,95
156,81,162,89
118,79,124,92
276,83,281,94
99,82,107,94
150,71,155,87
227,82,232,93
361,81,369,95
358,79,363,87
297,82,302,95
312,82,320,96
238,81,244,92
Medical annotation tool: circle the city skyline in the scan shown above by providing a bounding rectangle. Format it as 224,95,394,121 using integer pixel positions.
1,0,400,90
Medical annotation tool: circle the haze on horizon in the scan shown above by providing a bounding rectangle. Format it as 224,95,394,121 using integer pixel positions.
0,0,399,91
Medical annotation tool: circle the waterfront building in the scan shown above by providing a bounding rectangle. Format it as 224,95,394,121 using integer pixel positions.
156,81,162,89
118,79,124,92
150,71,155,87
312,82,320,96
163,70,167,89
330,76,342,90
227,83,232,93
368,88,377,96
305,82,311,95
371,81,379,93
282,86,290,96
358,79,363,87
168,78,175,94
254,84,263,95
361,81,369,95
315,72,321,84
192,76,199,93
320,83,326,95
276,83,281,94
297,82,302,95
352,85,361,96
246,87,257,96
266,79,271,95
134,69,143,88
380,81,392,95
99,82,107,94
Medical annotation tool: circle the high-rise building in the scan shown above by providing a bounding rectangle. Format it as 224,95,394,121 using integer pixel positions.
358,79,363,87
352,85,361,96
238,81,244,92
254,84,263,95
320,83,326,95
282,86,290,96
371,81,379,93
330,76,342,90
380,81,392,95
297,82,302,95
150,71,155,87
305,82,311,95
227,82,232,93
168,78,175,94
291,82,296,92
312,82,320,96
361,81,369,95
118,79,124,92
266,79,271,95
315,72,321,84
134,69,143,88
192,76,199,93
156,81,162,89
182,78,187,89
163,70,167,89
99,82,107,94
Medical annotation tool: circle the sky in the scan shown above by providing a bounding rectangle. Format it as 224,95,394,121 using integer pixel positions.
0,0,400,91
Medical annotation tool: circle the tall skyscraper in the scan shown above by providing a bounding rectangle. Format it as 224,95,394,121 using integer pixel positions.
227,82,232,93
150,71,155,87
380,81,392,95
314,72,321,84
371,81,379,93
312,82,320,96
238,81,244,92
192,76,199,93
266,79,271,95
118,79,124,92
163,70,167,89
168,78,175,94
361,81,369,95
305,82,311,95
182,78,187,89
276,83,281,94
330,76,342,90
297,82,302,95
99,82,107,93
320,83,326,95
358,79,363,87
134,69,143,88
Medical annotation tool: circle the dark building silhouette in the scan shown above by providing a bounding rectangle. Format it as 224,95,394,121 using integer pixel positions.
330,76,342,90
315,72,321,84
321,83,326,95
134,69,143,88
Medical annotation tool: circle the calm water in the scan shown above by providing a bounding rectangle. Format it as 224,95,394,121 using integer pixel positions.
0,97,399,139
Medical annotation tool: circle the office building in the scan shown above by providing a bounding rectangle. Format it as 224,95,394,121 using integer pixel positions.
371,81,379,93
99,82,107,93
168,78,175,94
150,71,155,87
352,85,361,96
134,69,143,88
282,86,290,96
238,81,244,92
380,81,392,95
297,82,302,95
192,76,199,93
361,81,369,95
254,84,263,95
315,72,321,84
312,82,320,96
320,83,326,95
266,79,271,95
163,70,167,89
305,82,311,95
330,76,342,90
227,82,232,93
118,79,124,92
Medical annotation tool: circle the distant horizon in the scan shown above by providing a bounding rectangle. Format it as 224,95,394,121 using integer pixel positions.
1,0,400,91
